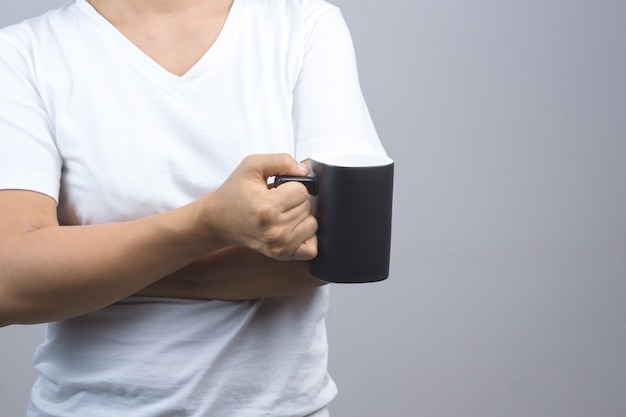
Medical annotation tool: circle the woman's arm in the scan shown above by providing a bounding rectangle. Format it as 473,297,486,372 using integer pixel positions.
0,154,316,327
136,159,321,301
136,246,326,301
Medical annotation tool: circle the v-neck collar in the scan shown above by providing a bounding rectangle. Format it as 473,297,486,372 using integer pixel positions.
76,0,244,96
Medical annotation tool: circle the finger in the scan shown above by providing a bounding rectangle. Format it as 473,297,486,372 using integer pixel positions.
263,213,317,261
286,215,318,259
271,181,311,213
291,233,318,261
299,158,311,169
244,153,309,182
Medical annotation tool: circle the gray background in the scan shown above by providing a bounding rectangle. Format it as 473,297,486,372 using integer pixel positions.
1,0,625,416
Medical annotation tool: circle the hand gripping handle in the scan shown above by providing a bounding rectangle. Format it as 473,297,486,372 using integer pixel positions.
274,176,318,196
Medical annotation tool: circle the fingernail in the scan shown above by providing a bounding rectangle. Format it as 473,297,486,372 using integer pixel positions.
298,163,310,174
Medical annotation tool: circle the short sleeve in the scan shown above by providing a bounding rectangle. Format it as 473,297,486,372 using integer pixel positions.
0,28,62,201
293,5,387,161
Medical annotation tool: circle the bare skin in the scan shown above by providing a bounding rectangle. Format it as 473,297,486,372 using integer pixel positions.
0,1,330,327
0,0,331,327
0,154,324,327
136,246,323,301
88,0,234,76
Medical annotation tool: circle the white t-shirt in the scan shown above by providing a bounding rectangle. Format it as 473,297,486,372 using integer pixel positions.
0,0,385,415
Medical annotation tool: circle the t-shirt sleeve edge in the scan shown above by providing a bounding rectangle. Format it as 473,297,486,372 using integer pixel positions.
0,173,60,204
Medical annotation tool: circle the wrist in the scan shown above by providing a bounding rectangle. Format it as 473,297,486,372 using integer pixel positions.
192,191,236,248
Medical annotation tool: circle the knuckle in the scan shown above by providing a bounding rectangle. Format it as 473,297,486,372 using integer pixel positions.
267,247,288,260
264,240,292,261
240,154,253,168
242,154,257,164
307,215,318,232
275,153,297,172
294,183,310,199
276,152,292,165
252,202,276,227
241,154,263,172
261,226,283,246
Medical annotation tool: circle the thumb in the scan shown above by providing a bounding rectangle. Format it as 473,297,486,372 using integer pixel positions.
244,153,310,182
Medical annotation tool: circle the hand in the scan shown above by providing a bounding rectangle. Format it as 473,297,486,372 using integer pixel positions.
204,154,318,261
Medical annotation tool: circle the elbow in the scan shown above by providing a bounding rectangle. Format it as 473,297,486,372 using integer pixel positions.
0,302,19,328
0,290,24,327
0,282,45,327
0,281,16,326
0,303,48,327
0,310,10,327
0,316,13,328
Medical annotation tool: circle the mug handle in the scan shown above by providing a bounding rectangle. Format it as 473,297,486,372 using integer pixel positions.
274,176,318,196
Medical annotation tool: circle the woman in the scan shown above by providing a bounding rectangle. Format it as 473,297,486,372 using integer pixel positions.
0,0,386,415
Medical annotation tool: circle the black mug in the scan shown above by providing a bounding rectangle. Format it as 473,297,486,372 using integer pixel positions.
275,152,394,283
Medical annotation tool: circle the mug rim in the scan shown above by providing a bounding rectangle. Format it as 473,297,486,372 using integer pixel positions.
311,152,393,168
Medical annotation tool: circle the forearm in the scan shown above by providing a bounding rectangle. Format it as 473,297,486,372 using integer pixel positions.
0,200,222,326
0,154,317,326
137,246,327,301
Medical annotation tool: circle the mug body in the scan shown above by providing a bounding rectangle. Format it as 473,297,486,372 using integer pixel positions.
309,152,394,283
